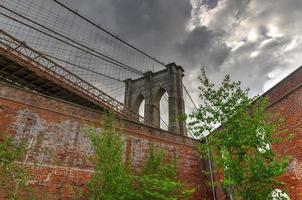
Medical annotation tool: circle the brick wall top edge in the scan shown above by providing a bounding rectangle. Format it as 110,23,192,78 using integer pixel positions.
0,82,198,147
262,65,302,103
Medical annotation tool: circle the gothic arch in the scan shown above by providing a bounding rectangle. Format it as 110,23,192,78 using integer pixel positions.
154,87,167,104
155,87,169,130
133,93,144,114
124,63,186,135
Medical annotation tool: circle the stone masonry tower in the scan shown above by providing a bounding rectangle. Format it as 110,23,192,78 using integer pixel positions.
124,63,186,135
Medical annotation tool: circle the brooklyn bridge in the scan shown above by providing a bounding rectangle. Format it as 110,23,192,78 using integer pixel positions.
0,0,198,132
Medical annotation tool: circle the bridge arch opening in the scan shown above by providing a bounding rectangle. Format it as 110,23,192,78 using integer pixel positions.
156,87,169,131
134,94,145,121
139,99,145,121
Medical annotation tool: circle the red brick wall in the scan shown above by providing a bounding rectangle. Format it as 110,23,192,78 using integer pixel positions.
0,82,210,200
265,67,302,200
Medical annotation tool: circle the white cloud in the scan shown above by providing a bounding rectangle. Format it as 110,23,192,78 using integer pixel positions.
185,0,302,97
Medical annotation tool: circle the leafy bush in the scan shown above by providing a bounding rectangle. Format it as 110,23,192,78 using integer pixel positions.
137,144,194,200
0,132,30,200
86,112,194,200
86,112,139,200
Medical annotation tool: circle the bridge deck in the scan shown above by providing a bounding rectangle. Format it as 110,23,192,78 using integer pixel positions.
0,54,103,110
0,29,143,122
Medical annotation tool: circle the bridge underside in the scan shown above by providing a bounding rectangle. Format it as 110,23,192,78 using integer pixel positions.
0,54,103,111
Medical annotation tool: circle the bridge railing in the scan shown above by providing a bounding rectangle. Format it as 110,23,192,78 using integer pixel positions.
0,29,144,123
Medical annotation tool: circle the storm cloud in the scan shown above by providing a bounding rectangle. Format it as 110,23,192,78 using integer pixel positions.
61,0,191,62
61,0,302,102
175,26,230,71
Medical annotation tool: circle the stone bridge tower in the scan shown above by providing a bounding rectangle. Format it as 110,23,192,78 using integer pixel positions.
124,63,186,135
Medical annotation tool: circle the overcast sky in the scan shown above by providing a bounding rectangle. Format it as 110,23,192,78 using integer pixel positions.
61,0,302,110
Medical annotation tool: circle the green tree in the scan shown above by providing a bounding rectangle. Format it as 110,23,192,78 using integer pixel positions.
86,112,139,200
86,112,194,200
0,105,34,199
0,132,29,199
189,69,290,200
137,144,194,200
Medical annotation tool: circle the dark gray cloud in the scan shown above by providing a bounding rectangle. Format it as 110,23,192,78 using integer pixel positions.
175,26,230,71
221,38,288,94
61,0,302,101
61,0,191,62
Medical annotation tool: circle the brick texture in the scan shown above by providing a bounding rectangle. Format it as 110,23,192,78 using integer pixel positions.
2,66,301,200
0,82,211,200
265,67,302,200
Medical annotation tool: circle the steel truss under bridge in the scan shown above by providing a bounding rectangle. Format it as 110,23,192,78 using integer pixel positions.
0,29,144,122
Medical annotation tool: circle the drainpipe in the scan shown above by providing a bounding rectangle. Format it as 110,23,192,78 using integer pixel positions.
205,136,217,200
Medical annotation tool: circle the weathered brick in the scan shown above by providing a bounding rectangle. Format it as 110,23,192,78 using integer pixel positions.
0,82,210,200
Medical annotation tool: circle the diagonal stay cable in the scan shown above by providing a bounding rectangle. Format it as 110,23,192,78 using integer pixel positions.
1,3,199,116
0,1,201,135
182,83,198,110
42,52,123,82
0,29,145,122
0,5,143,75
53,0,166,67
